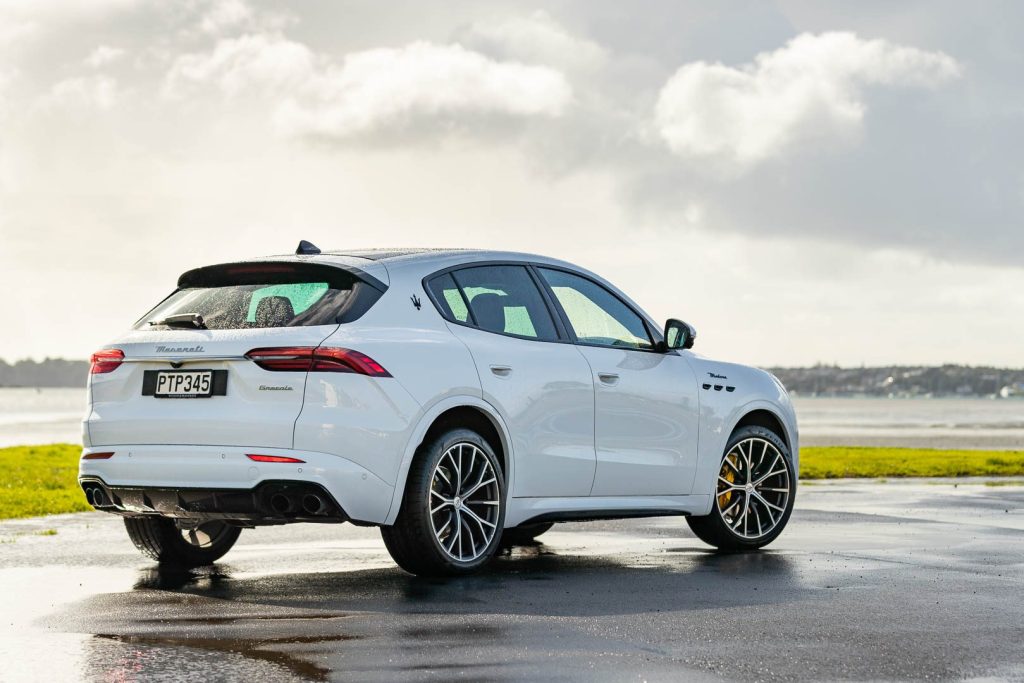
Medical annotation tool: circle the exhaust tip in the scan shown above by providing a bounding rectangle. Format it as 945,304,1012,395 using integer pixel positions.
301,493,326,516
270,493,293,514
91,488,107,507
84,487,94,506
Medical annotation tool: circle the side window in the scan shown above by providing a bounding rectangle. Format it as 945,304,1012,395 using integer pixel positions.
538,268,653,350
442,265,558,340
426,273,470,323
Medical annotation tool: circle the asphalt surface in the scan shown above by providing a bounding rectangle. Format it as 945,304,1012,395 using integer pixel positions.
1,479,1023,682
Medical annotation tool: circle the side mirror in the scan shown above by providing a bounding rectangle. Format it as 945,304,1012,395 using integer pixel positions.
663,319,696,351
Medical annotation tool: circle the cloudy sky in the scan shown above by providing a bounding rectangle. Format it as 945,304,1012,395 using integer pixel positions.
2,0,1023,367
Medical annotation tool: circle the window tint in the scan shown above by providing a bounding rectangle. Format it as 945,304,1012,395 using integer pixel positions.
538,268,653,349
426,273,470,322
445,265,558,340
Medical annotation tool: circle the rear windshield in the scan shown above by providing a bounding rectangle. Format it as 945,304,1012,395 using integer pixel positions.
136,262,384,330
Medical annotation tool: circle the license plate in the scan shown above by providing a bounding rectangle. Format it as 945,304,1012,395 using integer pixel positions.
154,370,214,398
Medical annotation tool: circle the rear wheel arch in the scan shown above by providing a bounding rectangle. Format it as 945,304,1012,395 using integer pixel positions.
420,406,508,480
385,398,513,525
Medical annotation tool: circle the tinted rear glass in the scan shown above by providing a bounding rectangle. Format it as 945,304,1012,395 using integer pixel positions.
137,262,383,330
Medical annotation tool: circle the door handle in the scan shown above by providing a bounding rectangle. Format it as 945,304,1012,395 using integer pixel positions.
490,365,513,377
597,372,619,385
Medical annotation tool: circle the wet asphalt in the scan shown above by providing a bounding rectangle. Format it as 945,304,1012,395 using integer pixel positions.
1,479,1023,682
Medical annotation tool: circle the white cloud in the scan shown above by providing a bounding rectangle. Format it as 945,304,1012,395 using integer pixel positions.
654,32,962,170
197,0,254,35
165,35,572,140
43,75,119,110
84,45,125,68
277,41,572,139
164,32,315,98
459,10,607,71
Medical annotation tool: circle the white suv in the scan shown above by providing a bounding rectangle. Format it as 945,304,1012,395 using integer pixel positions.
80,244,798,576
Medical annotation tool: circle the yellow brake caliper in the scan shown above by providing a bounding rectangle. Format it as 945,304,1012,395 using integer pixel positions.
718,456,736,510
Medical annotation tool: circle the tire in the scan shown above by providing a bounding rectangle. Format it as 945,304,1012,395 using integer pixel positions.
687,425,796,551
381,427,506,576
500,522,555,547
123,517,241,567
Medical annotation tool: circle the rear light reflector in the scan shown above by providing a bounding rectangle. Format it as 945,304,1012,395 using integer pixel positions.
246,454,306,463
90,349,124,374
245,347,391,377
82,452,115,460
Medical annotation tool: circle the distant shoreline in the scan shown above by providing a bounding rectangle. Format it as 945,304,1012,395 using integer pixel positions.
6,361,1024,398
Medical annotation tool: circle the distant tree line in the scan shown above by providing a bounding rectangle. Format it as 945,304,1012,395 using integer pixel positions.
0,358,89,387
769,364,1024,398
2,358,1023,396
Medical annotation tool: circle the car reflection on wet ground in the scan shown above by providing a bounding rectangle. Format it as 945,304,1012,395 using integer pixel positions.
1,479,1023,682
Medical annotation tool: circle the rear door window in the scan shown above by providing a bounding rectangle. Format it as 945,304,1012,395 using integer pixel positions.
428,265,559,341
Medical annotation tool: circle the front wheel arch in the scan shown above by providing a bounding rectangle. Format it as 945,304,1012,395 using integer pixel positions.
732,408,790,450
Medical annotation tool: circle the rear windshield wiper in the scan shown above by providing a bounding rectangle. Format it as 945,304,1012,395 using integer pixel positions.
147,313,207,329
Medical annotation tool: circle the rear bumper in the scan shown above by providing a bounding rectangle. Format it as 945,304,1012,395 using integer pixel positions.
79,478,348,525
78,445,395,524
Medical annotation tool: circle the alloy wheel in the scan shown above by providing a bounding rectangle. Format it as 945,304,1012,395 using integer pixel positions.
180,521,232,548
716,437,791,540
428,442,502,562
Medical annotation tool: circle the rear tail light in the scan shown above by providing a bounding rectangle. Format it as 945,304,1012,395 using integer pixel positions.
82,452,115,460
246,454,306,463
90,349,124,374
245,347,391,377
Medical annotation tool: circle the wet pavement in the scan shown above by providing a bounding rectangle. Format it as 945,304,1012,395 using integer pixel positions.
1,479,1023,682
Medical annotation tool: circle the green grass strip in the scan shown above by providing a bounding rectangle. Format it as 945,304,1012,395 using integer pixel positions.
0,444,89,520
801,446,1024,479
1,443,1023,520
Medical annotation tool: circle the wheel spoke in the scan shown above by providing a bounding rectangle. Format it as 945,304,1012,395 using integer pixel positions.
447,512,461,554
462,505,496,530
752,490,785,513
435,465,452,488
758,495,777,527
435,516,451,538
462,447,474,491
754,467,787,486
463,476,496,499
461,515,475,559
717,476,742,491
721,496,742,519
445,451,460,491
456,445,465,495
754,452,781,480
742,493,750,534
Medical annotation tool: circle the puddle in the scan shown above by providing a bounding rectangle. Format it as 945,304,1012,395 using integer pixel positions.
94,633,358,682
